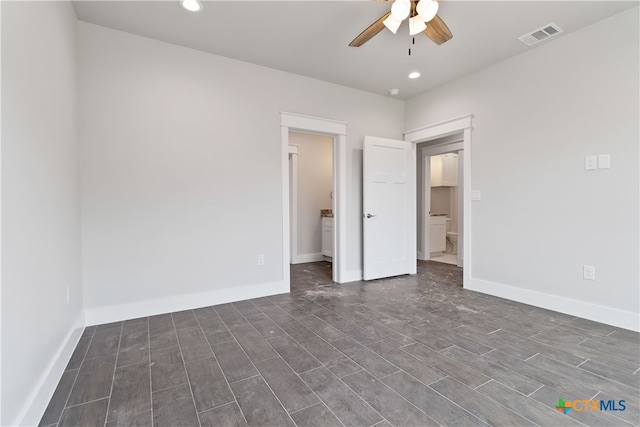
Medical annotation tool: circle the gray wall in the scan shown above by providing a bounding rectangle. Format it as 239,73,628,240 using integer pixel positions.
406,7,639,329
78,22,404,322
1,2,83,424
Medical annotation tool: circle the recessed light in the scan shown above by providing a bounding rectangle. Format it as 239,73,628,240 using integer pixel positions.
389,88,400,96
180,0,202,12
408,72,421,79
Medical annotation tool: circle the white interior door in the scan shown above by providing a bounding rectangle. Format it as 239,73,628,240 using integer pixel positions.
363,136,416,280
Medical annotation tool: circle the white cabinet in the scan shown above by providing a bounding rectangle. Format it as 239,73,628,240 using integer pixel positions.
322,216,333,259
430,153,458,187
429,216,447,253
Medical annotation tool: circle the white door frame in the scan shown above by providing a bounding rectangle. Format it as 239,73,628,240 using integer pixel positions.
288,145,298,263
281,112,347,285
404,114,474,286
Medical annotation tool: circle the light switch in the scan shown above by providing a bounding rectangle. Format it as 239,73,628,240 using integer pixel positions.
471,190,481,201
598,154,611,169
585,156,597,170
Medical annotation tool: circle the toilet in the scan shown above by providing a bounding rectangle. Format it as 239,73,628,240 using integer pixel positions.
445,218,458,254
446,231,458,254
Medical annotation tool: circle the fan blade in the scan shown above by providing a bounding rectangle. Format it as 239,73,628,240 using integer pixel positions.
349,12,391,47
423,14,452,45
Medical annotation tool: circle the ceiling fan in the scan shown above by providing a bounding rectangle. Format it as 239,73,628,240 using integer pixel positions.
349,0,452,47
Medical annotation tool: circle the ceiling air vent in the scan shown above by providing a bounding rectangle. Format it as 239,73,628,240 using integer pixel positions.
518,23,563,46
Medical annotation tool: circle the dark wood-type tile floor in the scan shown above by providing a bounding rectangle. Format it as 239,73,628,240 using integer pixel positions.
41,261,639,426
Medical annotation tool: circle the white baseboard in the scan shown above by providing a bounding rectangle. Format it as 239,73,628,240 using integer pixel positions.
17,312,85,427
466,277,640,332
84,281,289,326
292,253,324,264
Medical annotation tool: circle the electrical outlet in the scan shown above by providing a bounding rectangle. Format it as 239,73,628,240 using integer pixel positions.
583,265,596,281
585,156,597,170
257,255,265,266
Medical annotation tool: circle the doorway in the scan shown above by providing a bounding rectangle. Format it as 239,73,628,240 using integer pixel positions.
281,112,347,286
417,135,464,267
288,132,334,267
404,114,474,286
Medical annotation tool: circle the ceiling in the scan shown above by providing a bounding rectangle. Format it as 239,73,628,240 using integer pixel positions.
72,1,638,100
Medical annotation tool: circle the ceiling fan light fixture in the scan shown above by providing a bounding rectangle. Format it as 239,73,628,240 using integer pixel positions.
383,14,402,34
348,0,452,48
390,0,411,21
180,0,202,12
417,0,439,23
409,16,427,36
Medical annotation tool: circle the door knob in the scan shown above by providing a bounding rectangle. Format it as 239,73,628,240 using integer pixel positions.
365,213,377,219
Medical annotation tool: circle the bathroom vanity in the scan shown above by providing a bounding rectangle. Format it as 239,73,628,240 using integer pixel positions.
429,215,447,253
321,211,333,260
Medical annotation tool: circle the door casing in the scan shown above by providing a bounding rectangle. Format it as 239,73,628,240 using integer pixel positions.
404,114,474,286
288,144,298,264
